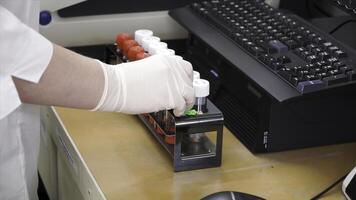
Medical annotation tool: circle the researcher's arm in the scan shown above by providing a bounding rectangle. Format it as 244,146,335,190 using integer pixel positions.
13,44,104,110
0,5,194,120
13,45,195,116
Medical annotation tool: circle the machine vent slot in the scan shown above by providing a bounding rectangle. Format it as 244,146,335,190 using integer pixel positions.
214,89,258,149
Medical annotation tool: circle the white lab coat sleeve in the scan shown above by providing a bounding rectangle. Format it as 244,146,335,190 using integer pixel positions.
0,5,53,120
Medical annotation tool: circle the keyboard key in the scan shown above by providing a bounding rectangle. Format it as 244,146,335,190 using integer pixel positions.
327,69,341,76
280,36,289,42
306,55,319,63
315,61,327,68
278,68,293,81
333,61,346,69
333,50,347,58
308,33,318,41
323,74,348,86
285,39,299,49
322,65,334,72
347,70,356,81
327,57,339,65
241,38,249,46
292,65,304,73
296,26,306,33
318,52,331,60
305,74,318,80
268,40,288,53
259,42,277,54
299,70,310,78
328,46,339,53
297,80,326,93
316,72,328,79
307,44,318,51
287,31,297,37
301,51,312,58
250,46,265,56
293,35,305,45
277,55,291,64
305,64,316,70
312,67,322,74
290,77,305,86
295,47,306,55
340,66,352,73
270,62,283,70
314,37,325,44
266,56,277,65
312,48,322,54
322,42,333,49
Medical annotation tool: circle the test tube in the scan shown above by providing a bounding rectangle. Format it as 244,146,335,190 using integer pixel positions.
193,79,209,114
142,36,160,51
148,42,168,55
134,29,153,45
156,49,175,56
174,55,184,61
127,46,145,61
159,48,178,137
122,39,139,59
188,79,210,143
193,71,200,80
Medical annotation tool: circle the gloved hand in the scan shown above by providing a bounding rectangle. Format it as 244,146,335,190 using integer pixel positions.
92,55,195,116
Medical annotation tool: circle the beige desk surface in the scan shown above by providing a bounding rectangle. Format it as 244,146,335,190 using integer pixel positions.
55,107,356,200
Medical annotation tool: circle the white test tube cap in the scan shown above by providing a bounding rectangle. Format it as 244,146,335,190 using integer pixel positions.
193,79,210,98
156,48,175,56
135,29,153,45
142,36,160,51
148,42,168,55
193,71,200,80
175,55,183,60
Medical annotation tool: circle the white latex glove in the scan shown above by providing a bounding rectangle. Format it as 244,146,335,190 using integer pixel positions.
93,55,195,116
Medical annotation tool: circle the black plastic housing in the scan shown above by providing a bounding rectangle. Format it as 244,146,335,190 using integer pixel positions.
169,6,356,153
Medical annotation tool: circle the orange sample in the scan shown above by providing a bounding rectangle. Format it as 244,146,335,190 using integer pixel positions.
116,33,132,50
127,46,145,61
122,39,139,56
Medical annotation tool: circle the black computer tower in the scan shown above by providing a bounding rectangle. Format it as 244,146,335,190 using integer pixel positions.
184,34,356,153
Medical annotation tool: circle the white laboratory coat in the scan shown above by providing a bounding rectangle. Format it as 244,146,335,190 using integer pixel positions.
0,1,53,199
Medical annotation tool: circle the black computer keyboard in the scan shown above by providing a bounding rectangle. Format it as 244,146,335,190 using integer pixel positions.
189,0,356,93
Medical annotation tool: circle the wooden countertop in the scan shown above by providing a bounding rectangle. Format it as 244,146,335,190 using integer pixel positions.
55,107,356,200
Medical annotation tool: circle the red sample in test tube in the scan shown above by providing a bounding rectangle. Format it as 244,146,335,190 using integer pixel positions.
165,135,176,145
122,39,139,56
116,33,132,50
127,46,145,61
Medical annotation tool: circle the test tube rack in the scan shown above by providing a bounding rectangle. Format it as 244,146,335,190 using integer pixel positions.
138,101,224,172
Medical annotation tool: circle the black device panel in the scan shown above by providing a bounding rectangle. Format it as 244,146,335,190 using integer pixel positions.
185,33,356,152
169,2,356,152
57,0,198,18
